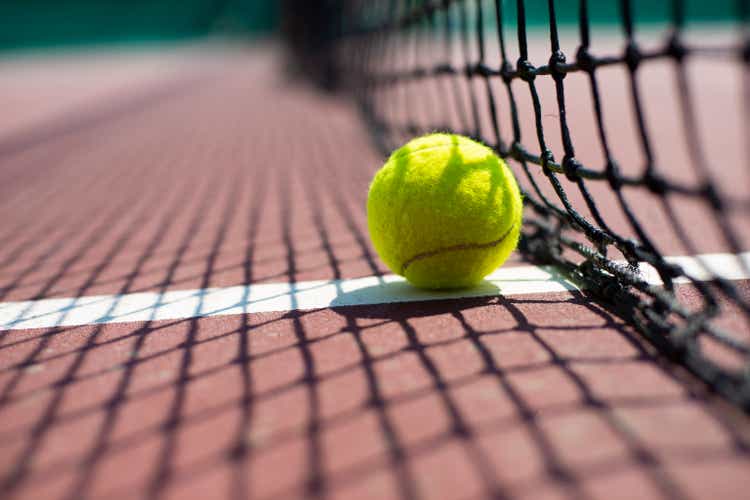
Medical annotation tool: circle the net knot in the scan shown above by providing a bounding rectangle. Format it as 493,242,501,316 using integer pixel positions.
516,58,536,82
510,141,524,160
500,61,514,83
703,183,724,210
575,46,596,73
606,159,623,190
540,149,554,173
548,50,567,79
667,35,687,62
644,172,667,194
562,156,581,182
624,41,642,71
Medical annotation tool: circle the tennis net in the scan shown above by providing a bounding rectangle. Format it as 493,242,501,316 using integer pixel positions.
284,0,750,411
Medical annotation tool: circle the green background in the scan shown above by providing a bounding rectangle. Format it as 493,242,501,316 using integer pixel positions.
0,0,278,52
506,0,740,26
0,0,739,52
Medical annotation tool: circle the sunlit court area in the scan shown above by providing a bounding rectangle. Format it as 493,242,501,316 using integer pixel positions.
1,1,749,499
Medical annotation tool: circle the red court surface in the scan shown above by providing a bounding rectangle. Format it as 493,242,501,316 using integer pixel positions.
0,44,749,500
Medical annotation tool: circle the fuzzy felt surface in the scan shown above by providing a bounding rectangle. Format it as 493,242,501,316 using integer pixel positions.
367,133,523,289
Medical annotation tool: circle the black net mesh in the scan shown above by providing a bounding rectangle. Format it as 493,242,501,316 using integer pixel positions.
286,0,750,411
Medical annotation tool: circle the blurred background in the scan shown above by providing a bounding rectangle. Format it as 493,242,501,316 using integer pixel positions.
0,0,740,54
0,0,278,52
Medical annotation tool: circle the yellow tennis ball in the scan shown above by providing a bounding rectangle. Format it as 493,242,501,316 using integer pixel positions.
367,133,523,289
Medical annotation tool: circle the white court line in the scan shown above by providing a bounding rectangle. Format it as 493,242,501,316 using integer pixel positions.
0,252,748,332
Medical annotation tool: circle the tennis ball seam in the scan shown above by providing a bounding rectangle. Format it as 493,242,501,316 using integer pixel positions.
399,222,517,275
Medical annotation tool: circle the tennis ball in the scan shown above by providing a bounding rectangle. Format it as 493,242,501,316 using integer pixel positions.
367,133,522,289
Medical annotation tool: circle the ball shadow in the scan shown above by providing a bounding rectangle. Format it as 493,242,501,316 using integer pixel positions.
328,278,502,319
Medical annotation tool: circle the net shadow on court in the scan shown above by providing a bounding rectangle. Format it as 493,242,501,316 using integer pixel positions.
1,295,749,500
1,195,748,498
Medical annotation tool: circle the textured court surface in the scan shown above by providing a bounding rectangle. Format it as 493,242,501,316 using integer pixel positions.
1,44,749,500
